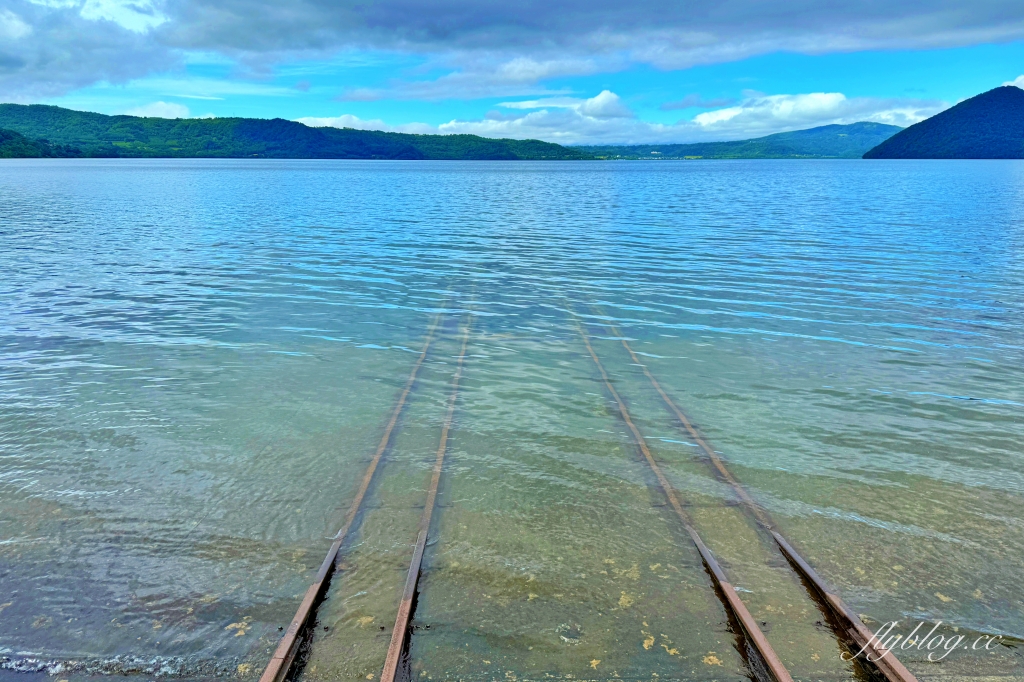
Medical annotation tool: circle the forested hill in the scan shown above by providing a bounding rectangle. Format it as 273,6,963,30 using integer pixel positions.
1,127,82,157
864,86,1024,159
579,122,903,159
0,104,590,160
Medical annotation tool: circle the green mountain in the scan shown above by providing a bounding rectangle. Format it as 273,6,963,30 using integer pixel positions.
0,127,82,158
578,122,903,159
864,86,1024,159
0,104,590,160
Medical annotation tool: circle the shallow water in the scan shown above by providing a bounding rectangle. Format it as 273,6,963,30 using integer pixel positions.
1,159,1022,681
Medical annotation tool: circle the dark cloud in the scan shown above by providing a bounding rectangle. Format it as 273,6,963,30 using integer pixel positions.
0,53,28,71
158,0,1024,59
2,0,1024,99
0,0,176,100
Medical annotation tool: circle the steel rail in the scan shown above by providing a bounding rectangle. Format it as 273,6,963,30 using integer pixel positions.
609,325,917,682
380,317,473,682
571,315,794,682
260,311,445,682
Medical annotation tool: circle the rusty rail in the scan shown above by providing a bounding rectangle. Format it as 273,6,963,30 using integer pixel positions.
260,312,444,682
608,323,917,682
380,317,472,682
571,315,794,682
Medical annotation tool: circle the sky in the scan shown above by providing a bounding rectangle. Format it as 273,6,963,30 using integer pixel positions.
1,0,1024,144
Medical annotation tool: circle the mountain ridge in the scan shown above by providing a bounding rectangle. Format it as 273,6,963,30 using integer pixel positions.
0,104,920,161
577,122,903,159
864,86,1024,159
0,104,590,160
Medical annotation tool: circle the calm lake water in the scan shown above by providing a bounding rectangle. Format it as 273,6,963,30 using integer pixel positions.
1,159,1022,682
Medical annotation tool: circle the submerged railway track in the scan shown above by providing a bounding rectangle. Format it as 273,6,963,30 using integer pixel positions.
575,307,917,682
259,310,447,682
258,306,918,682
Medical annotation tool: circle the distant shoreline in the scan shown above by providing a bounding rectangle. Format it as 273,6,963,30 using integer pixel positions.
2,104,898,161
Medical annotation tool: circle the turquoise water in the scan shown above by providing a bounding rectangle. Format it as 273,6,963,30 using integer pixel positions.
1,159,1022,681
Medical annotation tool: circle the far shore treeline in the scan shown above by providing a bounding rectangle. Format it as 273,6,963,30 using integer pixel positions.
579,122,902,159
2,86,1022,160
0,104,589,160
0,105,901,160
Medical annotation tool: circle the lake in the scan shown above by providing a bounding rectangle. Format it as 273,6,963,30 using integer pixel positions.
1,159,1022,681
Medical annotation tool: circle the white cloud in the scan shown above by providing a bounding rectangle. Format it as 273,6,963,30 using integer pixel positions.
347,56,592,101
578,90,633,118
690,92,940,135
0,1,175,99
6,0,1024,101
125,101,190,118
295,114,435,135
98,75,296,99
743,92,936,131
23,0,78,7
79,0,167,33
336,88,386,102
660,94,737,110
498,90,633,118
1003,75,1024,88
693,93,848,127
499,97,583,110
491,57,598,83
437,108,643,143
0,9,32,39
443,90,944,143
26,0,167,33
157,0,1024,71
294,89,946,145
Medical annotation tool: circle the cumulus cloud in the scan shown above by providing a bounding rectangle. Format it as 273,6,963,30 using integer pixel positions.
578,90,633,118
688,91,942,135
297,89,946,145
4,0,1024,100
1003,75,1024,88
445,90,945,143
125,100,190,117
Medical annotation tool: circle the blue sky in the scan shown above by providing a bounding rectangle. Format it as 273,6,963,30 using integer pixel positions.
2,0,1024,143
